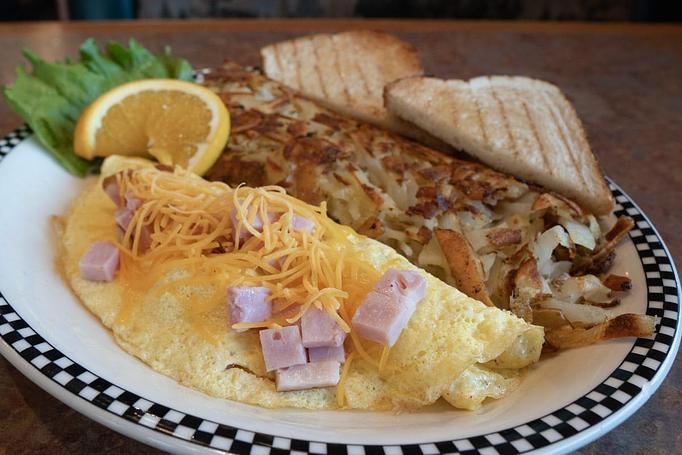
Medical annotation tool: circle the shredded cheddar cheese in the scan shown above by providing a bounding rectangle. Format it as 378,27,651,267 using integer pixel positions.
378,346,390,374
337,351,355,407
111,165,389,404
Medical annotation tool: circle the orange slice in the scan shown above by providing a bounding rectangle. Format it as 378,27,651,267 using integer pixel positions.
74,79,230,175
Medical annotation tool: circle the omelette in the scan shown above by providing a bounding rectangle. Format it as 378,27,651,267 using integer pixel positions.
58,156,543,411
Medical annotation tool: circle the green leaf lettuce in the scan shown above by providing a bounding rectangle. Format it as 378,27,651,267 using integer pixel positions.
2,38,194,176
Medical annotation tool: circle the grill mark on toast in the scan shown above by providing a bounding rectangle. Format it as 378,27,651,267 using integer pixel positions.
330,35,352,105
470,85,489,146
291,40,304,91
522,99,552,175
352,46,371,98
541,91,588,188
489,83,519,159
311,39,329,99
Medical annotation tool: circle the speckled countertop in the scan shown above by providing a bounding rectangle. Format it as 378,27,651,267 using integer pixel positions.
0,20,679,455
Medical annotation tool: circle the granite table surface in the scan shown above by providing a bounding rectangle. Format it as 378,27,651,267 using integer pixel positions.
0,20,679,455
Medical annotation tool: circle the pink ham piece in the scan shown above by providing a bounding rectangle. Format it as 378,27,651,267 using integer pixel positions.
351,269,427,346
125,192,143,211
228,286,272,329
259,326,306,372
308,345,345,363
231,208,277,241
79,241,120,282
300,306,346,348
102,175,122,207
131,224,153,253
115,207,134,231
275,360,340,392
291,214,314,234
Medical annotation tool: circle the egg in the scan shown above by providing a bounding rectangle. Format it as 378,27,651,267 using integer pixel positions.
58,157,542,411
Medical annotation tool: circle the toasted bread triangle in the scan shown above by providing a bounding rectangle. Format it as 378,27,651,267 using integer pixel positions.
385,76,614,215
260,30,424,135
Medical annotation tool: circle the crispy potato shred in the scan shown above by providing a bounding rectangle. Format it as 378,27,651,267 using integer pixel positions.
203,63,655,350
544,314,656,350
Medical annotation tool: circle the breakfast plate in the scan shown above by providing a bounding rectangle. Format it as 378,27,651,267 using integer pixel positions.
0,127,679,454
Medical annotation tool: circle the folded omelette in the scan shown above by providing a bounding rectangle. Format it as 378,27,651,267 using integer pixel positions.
58,156,543,411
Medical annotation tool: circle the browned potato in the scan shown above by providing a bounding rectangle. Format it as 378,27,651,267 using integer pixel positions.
545,314,655,349
435,228,493,306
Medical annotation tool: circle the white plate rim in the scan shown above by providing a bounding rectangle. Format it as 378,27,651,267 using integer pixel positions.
0,126,679,455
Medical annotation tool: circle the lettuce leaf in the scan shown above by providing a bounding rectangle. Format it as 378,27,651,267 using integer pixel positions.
2,39,194,176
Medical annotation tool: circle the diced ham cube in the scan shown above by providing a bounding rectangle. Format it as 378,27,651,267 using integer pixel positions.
373,268,427,300
300,306,346,348
133,224,153,253
115,207,134,231
276,360,340,392
259,326,306,372
117,220,152,253
351,269,426,346
102,175,122,207
308,345,345,363
231,208,277,241
228,286,272,329
291,214,314,234
79,241,120,282
125,192,143,211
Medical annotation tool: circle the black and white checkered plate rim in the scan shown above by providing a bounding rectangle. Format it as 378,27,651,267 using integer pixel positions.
0,126,679,455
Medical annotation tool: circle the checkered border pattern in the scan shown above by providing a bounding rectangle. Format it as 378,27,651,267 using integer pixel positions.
0,128,679,454
0,126,31,158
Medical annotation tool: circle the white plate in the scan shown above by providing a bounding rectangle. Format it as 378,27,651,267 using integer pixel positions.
0,127,679,455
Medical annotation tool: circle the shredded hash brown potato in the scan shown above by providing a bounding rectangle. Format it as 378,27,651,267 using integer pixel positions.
203,63,654,348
